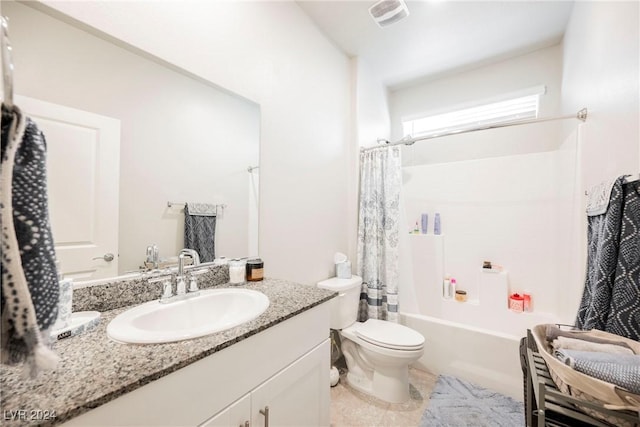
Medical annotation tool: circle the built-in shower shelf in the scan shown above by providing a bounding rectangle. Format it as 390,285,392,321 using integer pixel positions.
442,297,479,305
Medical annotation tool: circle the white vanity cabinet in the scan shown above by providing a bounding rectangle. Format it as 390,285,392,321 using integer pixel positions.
202,339,329,427
202,394,251,427
63,303,331,427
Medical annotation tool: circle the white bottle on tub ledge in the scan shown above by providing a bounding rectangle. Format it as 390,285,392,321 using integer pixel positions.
443,275,451,299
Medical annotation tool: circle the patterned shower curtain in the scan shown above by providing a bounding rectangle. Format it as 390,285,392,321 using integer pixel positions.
575,176,640,341
357,146,402,322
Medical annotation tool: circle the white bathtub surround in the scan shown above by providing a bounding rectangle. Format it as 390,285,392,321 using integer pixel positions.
399,147,578,327
396,146,582,398
357,146,402,322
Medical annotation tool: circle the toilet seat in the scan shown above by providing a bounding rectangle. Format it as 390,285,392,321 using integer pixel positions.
355,319,424,350
342,319,425,352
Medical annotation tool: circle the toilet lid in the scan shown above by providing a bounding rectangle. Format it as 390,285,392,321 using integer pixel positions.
355,319,425,350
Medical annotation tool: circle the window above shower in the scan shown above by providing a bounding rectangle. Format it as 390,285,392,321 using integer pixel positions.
401,85,545,139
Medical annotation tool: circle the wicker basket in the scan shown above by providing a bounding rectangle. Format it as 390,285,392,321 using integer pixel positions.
531,324,640,427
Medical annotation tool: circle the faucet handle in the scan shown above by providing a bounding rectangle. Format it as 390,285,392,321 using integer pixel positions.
161,280,173,300
176,276,187,296
148,274,173,301
188,268,209,292
188,276,199,293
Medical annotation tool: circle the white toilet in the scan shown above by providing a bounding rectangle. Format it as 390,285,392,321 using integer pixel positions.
318,275,425,403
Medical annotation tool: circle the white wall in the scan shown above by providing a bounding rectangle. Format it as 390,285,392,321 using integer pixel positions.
558,1,640,322
5,1,260,273
354,58,391,149
390,45,564,166
561,1,640,191
347,58,391,261
31,0,352,285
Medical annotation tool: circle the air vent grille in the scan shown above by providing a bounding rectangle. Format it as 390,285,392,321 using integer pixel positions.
369,0,410,28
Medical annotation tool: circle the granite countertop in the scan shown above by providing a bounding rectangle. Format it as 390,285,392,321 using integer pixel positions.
0,279,336,426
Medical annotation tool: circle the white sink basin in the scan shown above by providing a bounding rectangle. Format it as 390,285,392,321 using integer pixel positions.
107,288,269,344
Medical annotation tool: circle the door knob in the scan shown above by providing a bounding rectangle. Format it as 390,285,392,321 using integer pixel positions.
93,253,115,262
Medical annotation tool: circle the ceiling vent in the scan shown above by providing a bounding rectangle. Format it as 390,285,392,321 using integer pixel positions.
369,0,410,28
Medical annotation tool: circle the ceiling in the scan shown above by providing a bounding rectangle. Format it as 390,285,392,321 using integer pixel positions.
297,1,574,90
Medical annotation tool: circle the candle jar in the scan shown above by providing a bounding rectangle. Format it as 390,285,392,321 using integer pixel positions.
454,290,467,302
229,259,246,284
246,258,264,282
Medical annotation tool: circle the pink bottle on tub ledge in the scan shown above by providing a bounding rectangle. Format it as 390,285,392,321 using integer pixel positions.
509,293,524,312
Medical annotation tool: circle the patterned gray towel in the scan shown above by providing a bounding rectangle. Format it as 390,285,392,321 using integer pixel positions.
576,176,640,341
1,104,59,376
555,349,640,394
184,203,216,263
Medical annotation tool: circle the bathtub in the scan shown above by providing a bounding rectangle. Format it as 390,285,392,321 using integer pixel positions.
398,268,561,401
402,312,524,400
396,134,583,401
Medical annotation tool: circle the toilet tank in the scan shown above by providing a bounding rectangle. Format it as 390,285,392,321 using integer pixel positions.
317,276,362,330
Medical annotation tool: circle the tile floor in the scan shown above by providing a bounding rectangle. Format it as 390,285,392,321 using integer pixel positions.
330,367,438,427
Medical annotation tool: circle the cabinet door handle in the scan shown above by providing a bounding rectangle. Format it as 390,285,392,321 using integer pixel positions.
259,406,269,427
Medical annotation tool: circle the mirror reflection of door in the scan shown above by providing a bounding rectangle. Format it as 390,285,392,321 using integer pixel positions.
17,95,121,280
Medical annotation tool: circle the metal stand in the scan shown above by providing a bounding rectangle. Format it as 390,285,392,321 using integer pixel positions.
523,329,640,427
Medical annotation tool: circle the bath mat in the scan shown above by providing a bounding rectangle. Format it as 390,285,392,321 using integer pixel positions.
419,375,524,427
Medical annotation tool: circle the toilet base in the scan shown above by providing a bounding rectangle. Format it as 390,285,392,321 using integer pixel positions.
346,364,411,403
339,321,424,404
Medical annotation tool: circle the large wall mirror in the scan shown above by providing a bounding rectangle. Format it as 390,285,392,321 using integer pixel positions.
4,1,260,281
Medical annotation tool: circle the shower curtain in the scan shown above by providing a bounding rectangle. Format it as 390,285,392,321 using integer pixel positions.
576,176,640,341
357,146,402,322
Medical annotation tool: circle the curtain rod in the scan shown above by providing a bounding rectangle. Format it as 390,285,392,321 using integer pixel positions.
361,108,588,152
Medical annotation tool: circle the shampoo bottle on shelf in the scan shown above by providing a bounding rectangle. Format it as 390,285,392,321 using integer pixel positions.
449,278,457,298
443,275,451,299
421,213,428,234
434,213,441,235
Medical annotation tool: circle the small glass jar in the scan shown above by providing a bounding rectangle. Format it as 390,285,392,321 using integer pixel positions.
229,259,246,284
455,290,467,302
246,258,264,282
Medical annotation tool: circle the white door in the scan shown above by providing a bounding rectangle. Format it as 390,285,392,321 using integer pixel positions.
251,340,330,427
16,95,120,280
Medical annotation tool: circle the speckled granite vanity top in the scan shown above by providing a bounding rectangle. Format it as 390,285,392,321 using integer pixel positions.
0,278,336,426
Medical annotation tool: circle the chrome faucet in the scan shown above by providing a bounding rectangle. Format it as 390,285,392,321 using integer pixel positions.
178,249,201,295
150,249,202,304
146,244,160,270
